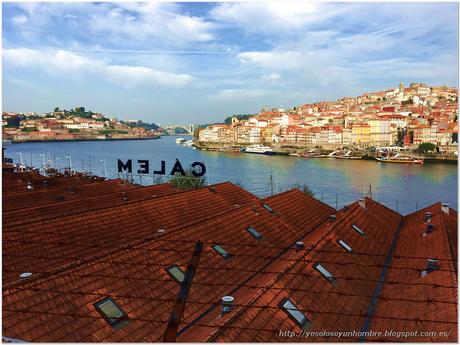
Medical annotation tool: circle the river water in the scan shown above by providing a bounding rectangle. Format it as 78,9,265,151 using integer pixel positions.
6,136,458,215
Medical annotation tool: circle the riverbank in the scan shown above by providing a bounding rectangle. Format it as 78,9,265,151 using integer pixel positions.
10,136,161,144
194,141,458,164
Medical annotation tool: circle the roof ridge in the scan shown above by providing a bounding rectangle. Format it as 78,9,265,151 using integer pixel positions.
359,215,404,340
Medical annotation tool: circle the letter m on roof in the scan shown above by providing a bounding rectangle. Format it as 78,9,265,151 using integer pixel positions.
117,159,132,173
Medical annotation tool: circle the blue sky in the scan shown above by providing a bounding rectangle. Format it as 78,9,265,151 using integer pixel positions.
2,2,458,124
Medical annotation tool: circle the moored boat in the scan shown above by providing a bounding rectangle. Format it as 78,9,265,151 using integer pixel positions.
375,156,424,164
175,137,186,144
243,145,276,155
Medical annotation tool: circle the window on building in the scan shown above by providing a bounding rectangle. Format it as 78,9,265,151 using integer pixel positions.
212,244,231,259
336,239,353,253
166,265,185,283
351,224,365,237
94,297,129,329
262,203,274,213
313,263,336,283
246,226,263,240
279,298,311,329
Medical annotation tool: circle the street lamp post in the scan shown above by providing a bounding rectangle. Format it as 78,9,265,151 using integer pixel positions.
100,159,107,178
65,155,72,172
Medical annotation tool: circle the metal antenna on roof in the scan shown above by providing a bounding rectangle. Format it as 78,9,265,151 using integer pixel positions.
163,241,203,342
269,173,274,196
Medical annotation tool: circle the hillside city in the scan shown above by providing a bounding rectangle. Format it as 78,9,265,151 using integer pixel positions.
2,107,162,142
197,82,458,153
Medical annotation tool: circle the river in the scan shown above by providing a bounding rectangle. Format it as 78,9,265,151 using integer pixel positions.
5,136,458,215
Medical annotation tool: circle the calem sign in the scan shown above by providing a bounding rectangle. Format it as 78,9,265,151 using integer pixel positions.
117,158,206,177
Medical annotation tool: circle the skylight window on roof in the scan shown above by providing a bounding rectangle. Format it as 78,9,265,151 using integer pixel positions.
336,239,353,253
212,244,231,259
279,298,311,329
313,263,336,283
262,203,274,213
246,226,263,240
94,297,129,329
351,224,365,237
166,265,185,283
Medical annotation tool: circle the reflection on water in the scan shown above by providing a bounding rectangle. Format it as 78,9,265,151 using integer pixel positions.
6,137,457,215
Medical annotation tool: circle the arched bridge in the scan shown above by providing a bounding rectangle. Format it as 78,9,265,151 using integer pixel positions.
158,124,198,135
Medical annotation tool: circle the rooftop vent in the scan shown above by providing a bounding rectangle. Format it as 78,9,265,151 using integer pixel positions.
19,272,32,279
441,203,450,214
358,199,366,209
329,215,337,222
43,180,49,187
221,296,234,314
121,192,128,201
252,207,259,216
157,229,166,235
295,241,304,250
421,258,440,277
210,186,217,193
27,182,33,190
424,212,433,221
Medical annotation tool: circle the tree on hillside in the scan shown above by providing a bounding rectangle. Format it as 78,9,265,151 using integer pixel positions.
54,107,60,112
418,142,436,153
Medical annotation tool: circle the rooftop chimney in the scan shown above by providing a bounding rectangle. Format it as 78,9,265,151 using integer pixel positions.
358,199,366,209
221,296,234,314
441,203,450,215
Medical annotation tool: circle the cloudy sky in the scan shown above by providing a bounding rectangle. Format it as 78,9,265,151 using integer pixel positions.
2,2,458,124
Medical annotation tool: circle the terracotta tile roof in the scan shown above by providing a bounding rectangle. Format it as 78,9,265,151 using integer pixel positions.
369,203,457,342
2,196,334,342
263,189,335,232
3,178,136,212
3,171,105,196
2,169,457,343
3,182,258,286
202,198,403,342
3,183,178,227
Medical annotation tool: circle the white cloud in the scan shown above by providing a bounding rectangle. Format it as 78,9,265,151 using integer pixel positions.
11,2,215,46
12,15,28,25
3,48,193,87
210,88,269,100
210,2,341,33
